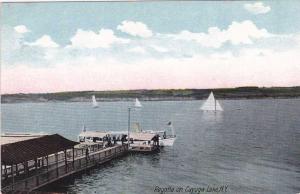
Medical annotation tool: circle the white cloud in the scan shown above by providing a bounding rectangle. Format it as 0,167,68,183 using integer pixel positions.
4,20,300,94
117,20,153,38
244,2,271,15
3,47,300,94
14,25,30,33
168,20,271,48
151,45,168,53
69,29,130,49
25,35,59,48
128,46,146,54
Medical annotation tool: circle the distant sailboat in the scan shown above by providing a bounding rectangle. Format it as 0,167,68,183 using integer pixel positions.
200,92,223,111
92,95,98,108
134,98,142,108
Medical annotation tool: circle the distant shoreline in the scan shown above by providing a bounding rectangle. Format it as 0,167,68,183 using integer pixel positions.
1,86,300,103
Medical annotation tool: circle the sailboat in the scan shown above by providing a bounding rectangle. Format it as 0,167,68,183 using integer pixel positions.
160,121,176,146
143,121,177,147
92,95,99,108
134,98,142,108
200,92,223,111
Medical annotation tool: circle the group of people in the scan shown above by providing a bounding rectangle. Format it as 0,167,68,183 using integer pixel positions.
85,134,128,160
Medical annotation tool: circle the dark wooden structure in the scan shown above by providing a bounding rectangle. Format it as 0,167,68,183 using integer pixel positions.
1,134,128,193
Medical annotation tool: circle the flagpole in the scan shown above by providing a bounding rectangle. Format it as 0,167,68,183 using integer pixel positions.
127,107,131,147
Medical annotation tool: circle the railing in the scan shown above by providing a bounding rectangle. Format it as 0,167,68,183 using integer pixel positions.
1,144,128,193
1,143,103,178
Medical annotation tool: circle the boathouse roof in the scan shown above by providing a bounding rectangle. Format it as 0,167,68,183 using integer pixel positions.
130,132,158,141
1,134,78,165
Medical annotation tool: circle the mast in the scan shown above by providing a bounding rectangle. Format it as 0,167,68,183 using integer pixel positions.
171,124,175,137
127,107,131,147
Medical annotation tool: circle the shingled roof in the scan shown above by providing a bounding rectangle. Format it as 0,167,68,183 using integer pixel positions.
1,134,78,165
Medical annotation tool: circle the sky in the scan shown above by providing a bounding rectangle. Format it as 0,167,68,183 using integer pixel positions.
1,1,300,94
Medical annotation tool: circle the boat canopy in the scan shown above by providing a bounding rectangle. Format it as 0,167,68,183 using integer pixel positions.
78,131,109,138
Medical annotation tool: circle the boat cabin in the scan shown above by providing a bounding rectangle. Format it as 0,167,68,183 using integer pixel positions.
129,132,160,152
78,131,109,143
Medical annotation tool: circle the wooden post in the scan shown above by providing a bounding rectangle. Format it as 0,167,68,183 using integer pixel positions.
4,164,7,179
46,155,49,181
46,156,49,171
11,163,14,191
42,157,44,167
35,159,38,170
25,161,29,177
64,150,67,173
23,161,28,189
55,153,58,177
72,148,75,169
15,164,19,176
35,158,39,186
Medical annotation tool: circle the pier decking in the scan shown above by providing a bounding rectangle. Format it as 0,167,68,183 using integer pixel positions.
1,134,128,193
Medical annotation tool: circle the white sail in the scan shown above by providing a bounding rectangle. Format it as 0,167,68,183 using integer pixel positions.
200,92,223,111
167,121,175,137
92,95,98,108
134,98,142,108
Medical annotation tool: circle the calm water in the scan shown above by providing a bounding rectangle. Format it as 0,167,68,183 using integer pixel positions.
1,99,300,194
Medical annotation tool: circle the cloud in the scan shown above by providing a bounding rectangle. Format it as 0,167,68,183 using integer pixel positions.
25,35,59,48
2,47,300,94
151,45,168,53
128,46,146,54
3,20,300,94
244,2,271,15
14,25,30,33
168,20,271,48
69,29,130,49
117,20,153,38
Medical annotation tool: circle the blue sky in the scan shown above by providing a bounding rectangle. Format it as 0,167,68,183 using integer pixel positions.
1,1,300,93
2,1,300,45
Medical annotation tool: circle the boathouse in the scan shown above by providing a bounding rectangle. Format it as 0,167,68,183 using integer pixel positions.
1,133,128,193
1,134,78,192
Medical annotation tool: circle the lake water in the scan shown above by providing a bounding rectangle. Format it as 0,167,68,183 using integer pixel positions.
1,99,300,194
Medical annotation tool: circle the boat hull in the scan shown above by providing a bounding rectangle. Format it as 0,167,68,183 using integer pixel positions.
160,137,176,147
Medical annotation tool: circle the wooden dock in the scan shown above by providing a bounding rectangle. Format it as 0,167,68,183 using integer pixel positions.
2,144,128,193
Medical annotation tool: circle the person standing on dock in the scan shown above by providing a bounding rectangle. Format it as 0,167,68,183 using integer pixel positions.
121,135,125,145
113,136,116,145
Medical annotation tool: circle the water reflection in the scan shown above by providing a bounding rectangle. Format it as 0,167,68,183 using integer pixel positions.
199,111,224,123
